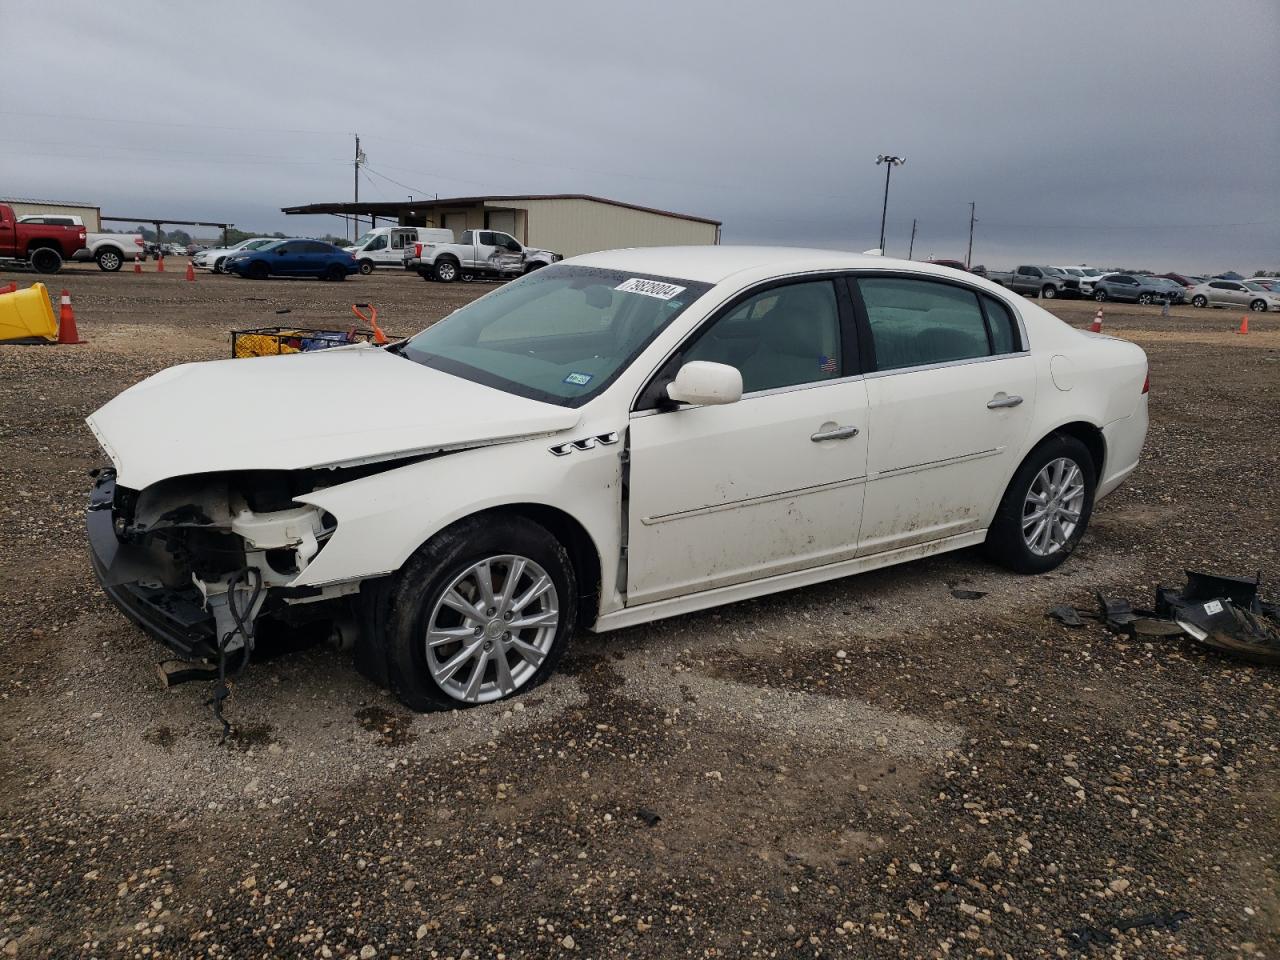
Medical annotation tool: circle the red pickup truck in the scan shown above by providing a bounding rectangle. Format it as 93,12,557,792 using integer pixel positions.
0,203,87,273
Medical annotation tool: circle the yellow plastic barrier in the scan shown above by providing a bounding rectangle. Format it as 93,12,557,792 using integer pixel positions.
0,282,57,343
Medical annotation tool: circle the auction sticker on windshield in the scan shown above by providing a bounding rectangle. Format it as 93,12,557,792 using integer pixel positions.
615,278,686,300
563,372,594,386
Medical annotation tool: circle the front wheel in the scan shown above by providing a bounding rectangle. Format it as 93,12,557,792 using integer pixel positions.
983,435,1096,574
96,248,123,272
385,515,576,711
1041,285,1057,299
358,259,375,275
1138,293,1154,305
1192,295,1207,308
1250,299,1268,312
1093,289,1108,302
213,257,226,273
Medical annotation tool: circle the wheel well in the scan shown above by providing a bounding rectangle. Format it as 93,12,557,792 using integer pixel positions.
25,239,58,254
436,253,459,264
97,245,123,256
1047,421,1106,478
457,504,602,628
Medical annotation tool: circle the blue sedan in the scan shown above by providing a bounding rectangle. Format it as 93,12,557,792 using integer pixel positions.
225,239,360,281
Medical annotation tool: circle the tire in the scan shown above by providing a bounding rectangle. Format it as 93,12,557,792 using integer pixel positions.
1192,295,1207,308
213,256,226,274
247,261,269,281
29,247,62,274
1138,293,1153,305
418,269,434,282
324,265,346,282
1041,285,1057,299
1093,289,1108,302
358,259,375,275
1250,299,1267,312
434,258,459,283
523,261,545,274
96,248,123,272
384,515,576,711
983,434,1097,575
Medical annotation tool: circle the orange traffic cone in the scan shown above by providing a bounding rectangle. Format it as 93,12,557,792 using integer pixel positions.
185,261,195,282
57,289,86,344
156,254,165,273
1089,307,1103,333
1238,315,1249,335
134,256,142,274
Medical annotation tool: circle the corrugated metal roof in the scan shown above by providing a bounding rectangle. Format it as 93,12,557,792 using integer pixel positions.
282,193,721,226
1,196,100,208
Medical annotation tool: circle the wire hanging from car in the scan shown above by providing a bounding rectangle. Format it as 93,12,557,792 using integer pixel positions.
205,567,262,745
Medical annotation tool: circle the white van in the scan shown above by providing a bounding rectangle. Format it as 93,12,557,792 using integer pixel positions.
350,226,455,274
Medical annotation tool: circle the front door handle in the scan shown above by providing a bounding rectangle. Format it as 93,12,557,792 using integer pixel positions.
811,424,860,442
987,393,1024,409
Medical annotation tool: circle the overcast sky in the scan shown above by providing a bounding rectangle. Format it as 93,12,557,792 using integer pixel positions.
5,0,1277,272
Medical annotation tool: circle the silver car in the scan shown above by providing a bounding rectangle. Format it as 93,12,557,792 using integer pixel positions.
1188,279,1280,312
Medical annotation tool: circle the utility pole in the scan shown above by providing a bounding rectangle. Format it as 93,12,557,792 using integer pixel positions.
352,133,366,241
966,202,977,269
875,154,905,254
908,218,918,260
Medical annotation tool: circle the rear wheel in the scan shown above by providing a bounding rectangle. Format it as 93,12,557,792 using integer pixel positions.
385,515,576,711
324,264,346,282
96,248,123,272
358,259,375,275
29,247,62,274
1250,299,1268,312
434,258,459,282
983,435,1096,574
1041,285,1057,299
1093,289,1108,302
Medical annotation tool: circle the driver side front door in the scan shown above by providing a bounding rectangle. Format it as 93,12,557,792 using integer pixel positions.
626,278,869,606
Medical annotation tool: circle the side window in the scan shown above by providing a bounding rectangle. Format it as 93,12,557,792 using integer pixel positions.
365,235,387,251
305,242,331,254
681,281,842,393
460,230,474,244
981,295,1020,354
1208,281,1227,290
857,277,991,371
496,233,521,252
1024,267,1042,277
478,231,496,246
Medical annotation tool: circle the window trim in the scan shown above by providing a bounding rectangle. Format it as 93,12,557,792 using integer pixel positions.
845,270,1029,377
630,271,861,413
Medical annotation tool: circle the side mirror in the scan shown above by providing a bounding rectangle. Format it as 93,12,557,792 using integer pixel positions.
666,361,743,407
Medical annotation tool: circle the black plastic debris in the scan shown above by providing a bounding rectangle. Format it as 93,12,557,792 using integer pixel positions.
1047,605,1086,628
1097,593,1140,631
950,589,987,600
1065,909,1192,950
636,808,662,827
1157,570,1280,666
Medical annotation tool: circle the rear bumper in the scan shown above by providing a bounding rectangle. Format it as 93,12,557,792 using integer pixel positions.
87,472,218,659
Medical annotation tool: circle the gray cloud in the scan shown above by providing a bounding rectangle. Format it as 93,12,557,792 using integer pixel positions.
4,0,1277,272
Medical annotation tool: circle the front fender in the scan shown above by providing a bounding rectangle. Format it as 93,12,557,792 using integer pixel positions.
290,433,625,611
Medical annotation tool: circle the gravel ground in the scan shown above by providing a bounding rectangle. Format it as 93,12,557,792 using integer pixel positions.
1,262,1277,959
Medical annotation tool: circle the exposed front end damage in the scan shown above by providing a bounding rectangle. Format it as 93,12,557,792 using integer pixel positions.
87,467,353,665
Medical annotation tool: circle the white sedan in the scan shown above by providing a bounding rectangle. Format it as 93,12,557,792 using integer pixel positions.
86,247,1149,710
192,237,279,273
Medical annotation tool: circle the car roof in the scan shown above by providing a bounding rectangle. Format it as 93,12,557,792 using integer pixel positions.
567,245,960,285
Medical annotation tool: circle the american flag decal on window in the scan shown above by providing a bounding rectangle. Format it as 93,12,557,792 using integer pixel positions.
820,355,837,373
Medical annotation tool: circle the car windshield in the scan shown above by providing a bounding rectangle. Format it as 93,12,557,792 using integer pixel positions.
353,231,376,247
400,264,712,407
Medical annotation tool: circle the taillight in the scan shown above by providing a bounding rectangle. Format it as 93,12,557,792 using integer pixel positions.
414,243,422,257
1142,371,1149,394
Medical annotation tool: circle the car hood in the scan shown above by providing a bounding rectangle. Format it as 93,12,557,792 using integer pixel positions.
86,344,582,490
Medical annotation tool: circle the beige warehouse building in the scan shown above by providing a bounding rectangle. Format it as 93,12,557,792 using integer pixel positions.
1,197,101,231
283,194,720,257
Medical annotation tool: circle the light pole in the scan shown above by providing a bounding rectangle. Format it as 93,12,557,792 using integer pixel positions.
875,154,905,254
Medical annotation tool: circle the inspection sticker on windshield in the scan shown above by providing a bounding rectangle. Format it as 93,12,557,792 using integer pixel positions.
615,277,686,300
563,372,594,386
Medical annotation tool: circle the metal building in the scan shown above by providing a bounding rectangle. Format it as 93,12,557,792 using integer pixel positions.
282,194,720,257
1,196,102,231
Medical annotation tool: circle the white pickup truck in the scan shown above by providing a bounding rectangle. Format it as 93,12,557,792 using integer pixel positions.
403,228,561,282
18,215,145,271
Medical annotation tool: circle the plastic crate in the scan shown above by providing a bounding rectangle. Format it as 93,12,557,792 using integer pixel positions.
230,326,394,359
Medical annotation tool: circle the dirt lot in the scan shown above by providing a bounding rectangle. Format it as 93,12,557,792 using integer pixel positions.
1,262,1277,959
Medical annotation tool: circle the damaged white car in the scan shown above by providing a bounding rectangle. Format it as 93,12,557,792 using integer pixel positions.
87,247,1149,710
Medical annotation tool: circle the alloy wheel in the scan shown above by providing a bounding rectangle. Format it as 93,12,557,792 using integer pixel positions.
1022,457,1085,557
425,554,559,703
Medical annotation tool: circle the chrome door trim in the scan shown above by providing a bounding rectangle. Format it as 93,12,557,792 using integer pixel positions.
640,474,869,526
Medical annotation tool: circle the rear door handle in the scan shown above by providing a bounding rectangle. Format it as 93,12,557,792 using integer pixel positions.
987,394,1024,409
811,425,860,442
